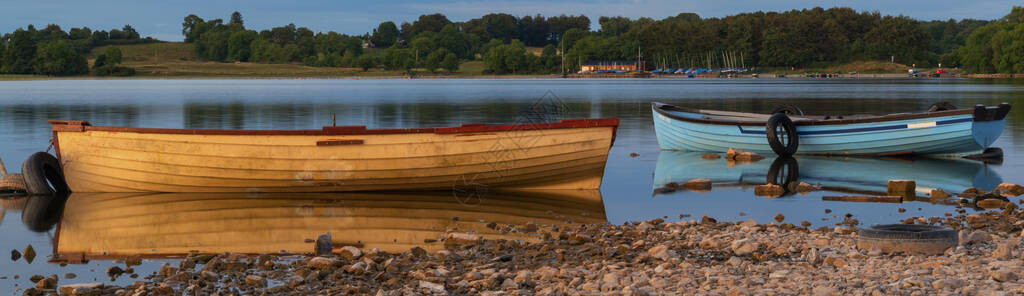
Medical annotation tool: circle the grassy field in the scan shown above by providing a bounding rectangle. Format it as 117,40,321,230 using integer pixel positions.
77,42,503,78
760,60,958,74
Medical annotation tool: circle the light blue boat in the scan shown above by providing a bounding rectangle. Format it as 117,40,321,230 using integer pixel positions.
653,151,1002,198
652,102,1010,156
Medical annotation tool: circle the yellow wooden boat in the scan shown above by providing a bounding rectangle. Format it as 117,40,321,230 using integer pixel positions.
49,190,605,261
48,119,618,192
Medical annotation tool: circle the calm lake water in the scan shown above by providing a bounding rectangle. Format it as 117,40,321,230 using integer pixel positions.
1,78,1023,291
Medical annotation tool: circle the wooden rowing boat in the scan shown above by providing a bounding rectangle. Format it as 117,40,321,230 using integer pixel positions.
48,119,618,192
48,190,605,260
652,102,1009,156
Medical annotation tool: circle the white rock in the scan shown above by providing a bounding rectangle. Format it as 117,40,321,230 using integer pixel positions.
59,283,103,295
419,280,446,293
647,245,678,260
731,238,760,256
339,246,362,259
306,257,340,270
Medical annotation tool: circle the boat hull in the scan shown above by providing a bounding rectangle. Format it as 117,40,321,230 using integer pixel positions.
50,119,617,193
652,103,1007,156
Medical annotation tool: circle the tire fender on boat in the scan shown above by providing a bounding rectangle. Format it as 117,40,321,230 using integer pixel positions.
20,152,70,196
766,113,799,157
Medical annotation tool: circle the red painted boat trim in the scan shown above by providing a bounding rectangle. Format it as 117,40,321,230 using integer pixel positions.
48,118,620,136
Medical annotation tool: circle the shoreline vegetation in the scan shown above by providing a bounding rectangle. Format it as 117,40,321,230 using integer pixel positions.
4,7,1024,80
0,43,989,81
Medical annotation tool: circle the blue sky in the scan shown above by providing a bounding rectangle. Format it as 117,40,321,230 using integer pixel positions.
2,0,1019,41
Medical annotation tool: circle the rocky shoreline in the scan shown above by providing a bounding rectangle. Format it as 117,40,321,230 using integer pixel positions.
21,199,1024,296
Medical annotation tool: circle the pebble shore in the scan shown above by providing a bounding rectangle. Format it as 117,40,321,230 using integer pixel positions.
21,199,1024,296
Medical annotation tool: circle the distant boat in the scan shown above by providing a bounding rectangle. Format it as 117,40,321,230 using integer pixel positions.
652,151,1002,198
652,102,1009,156
48,119,618,193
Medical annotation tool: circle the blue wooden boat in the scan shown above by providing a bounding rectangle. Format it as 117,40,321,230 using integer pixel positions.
652,102,1010,157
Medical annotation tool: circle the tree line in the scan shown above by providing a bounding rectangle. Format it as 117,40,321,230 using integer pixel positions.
959,7,1024,74
4,7,1021,76
180,8,1023,75
1,24,148,75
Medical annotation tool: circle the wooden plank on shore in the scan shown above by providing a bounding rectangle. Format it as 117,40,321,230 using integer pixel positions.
822,195,902,203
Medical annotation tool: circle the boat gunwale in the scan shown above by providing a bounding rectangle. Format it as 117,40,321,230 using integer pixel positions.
47,118,620,136
651,102,973,127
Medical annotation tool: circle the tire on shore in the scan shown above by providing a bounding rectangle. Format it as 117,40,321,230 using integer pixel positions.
857,224,957,255
21,152,70,196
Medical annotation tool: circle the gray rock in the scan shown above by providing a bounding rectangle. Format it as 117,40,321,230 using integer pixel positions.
315,233,333,256
931,279,963,290
991,270,1016,282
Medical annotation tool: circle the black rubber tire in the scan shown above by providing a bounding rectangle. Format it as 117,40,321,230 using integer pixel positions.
766,156,799,195
857,224,957,255
766,113,799,157
20,152,70,196
926,102,957,112
770,104,804,116
21,193,69,232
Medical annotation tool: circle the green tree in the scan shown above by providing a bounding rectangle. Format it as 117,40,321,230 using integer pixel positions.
559,28,588,54
540,44,559,72
424,48,447,72
864,16,930,65
93,46,123,69
436,24,471,59
442,52,459,72
196,29,231,61
371,21,400,47
182,14,205,42
2,29,38,74
230,11,244,26
228,30,258,61
0,44,6,72
34,41,88,75
484,40,528,74
122,25,140,39
517,14,550,46
314,32,362,55
384,45,414,70
409,13,451,38
357,54,377,71
410,35,434,64
547,14,590,44
992,25,1024,73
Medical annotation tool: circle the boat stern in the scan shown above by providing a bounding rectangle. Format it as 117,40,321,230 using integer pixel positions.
971,103,1010,149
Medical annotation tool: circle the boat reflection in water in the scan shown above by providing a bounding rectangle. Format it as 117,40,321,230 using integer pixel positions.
23,190,604,262
654,151,1002,199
